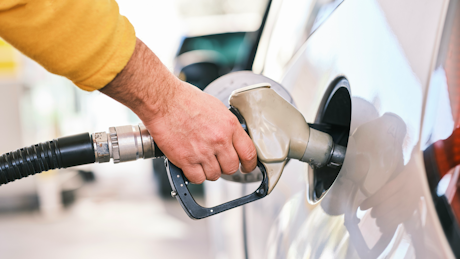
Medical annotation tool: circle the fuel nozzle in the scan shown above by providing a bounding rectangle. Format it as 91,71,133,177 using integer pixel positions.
0,78,346,220
229,83,346,194
93,84,346,195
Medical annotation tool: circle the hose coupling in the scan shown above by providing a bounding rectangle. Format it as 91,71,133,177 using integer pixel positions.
92,123,163,164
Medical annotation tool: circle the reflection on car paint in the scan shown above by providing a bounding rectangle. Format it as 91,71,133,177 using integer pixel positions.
266,99,427,258
322,101,417,258
311,0,344,32
421,68,454,148
266,191,356,258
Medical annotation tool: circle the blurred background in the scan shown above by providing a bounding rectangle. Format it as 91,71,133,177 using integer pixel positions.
0,0,268,258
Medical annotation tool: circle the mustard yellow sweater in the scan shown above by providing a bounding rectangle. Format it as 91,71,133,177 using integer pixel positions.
0,0,136,91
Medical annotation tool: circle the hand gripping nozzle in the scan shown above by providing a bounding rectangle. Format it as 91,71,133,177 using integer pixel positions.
90,82,346,220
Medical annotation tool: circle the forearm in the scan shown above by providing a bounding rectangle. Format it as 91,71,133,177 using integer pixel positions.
100,38,179,120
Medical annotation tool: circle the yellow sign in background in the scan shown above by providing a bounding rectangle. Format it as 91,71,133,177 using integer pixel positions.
0,39,19,77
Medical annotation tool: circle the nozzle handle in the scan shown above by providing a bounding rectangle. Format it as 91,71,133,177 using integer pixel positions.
166,159,268,219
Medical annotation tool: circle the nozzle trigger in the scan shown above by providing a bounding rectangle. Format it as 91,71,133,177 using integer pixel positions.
165,159,268,220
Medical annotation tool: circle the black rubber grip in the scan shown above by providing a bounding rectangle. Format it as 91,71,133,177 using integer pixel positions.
58,133,95,167
0,133,95,186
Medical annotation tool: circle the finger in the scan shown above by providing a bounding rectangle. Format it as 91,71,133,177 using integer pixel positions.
233,127,257,173
182,165,206,184
201,157,222,181
216,147,239,175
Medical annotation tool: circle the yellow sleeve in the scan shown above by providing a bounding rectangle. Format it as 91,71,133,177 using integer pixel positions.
0,0,136,91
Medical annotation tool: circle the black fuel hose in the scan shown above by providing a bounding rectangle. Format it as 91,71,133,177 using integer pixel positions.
0,133,95,185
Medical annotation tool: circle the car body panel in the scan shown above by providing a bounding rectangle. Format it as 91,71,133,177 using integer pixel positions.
249,0,452,258
205,0,456,258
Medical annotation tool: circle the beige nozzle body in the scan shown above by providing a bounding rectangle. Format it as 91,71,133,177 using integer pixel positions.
229,84,344,194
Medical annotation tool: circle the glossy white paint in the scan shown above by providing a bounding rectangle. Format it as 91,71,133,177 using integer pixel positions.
206,0,455,258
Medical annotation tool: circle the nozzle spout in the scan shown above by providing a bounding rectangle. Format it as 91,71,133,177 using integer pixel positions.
229,84,346,193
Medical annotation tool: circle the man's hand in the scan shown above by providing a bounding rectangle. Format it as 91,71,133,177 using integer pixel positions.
100,38,257,183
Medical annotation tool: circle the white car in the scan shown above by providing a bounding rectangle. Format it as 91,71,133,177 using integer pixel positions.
201,0,460,258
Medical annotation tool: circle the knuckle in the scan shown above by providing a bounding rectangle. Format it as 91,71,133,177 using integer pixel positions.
207,172,220,181
242,147,257,162
183,168,206,184
211,131,226,145
179,153,197,164
191,174,206,184
223,162,239,175
227,116,239,128
196,147,210,158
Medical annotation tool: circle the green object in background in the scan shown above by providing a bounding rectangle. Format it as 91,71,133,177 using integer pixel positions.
178,32,248,68
175,32,255,90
